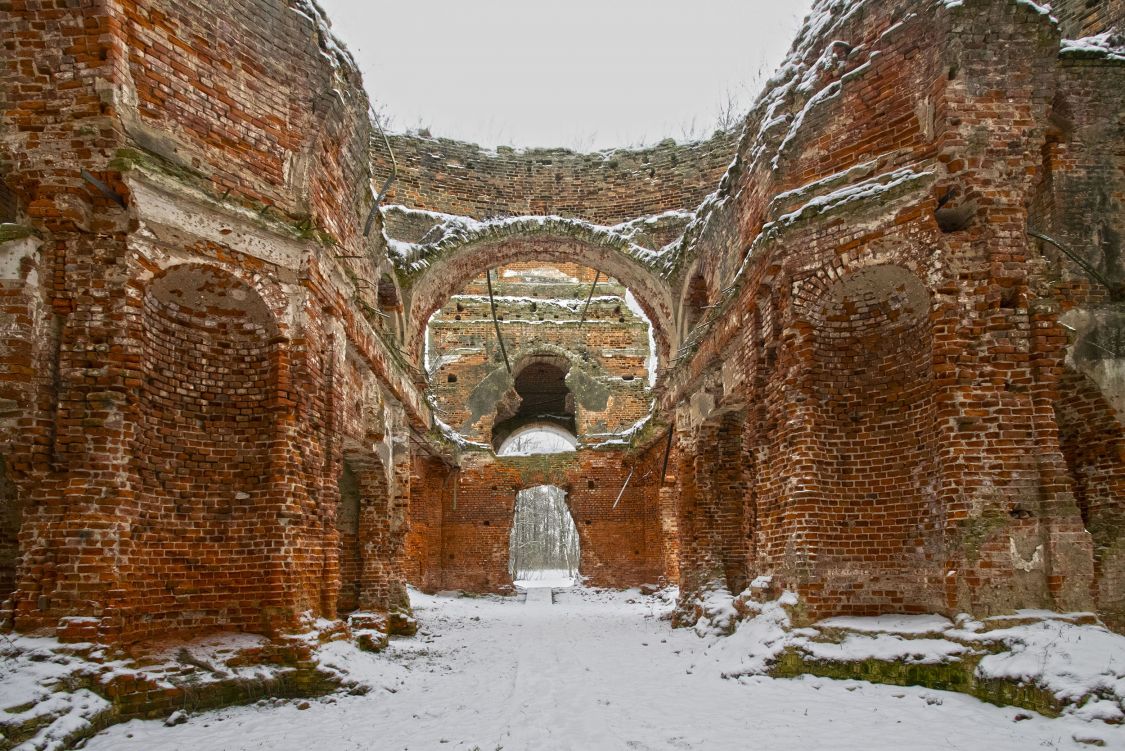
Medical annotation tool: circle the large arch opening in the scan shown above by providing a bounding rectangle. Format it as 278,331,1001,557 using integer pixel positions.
493,356,575,448
509,485,580,587
406,233,675,371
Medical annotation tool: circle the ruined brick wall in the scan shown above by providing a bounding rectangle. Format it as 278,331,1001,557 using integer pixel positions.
414,447,665,592
662,0,1118,623
372,131,737,225
4,0,1124,645
1050,0,1124,37
0,0,429,641
115,0,372,245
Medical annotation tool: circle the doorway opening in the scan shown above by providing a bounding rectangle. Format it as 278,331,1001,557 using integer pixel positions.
509,484,579,588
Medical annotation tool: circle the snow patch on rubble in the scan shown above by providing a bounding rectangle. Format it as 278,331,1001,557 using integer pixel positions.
954,616,1125,714
686,587,1125,724
380,205,682,275
771,167,933,227
1061,31,1125,62
802,634,973,665
818,614,954,634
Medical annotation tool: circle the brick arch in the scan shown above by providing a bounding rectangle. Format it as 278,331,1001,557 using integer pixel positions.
123,262,287,639
402,231,676,372
798,263,944,616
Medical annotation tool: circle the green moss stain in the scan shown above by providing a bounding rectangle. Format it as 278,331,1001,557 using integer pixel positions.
566,364,610,412
0,224,37,243
769,649,1063,717
463,366,514,431
957,511,1009,563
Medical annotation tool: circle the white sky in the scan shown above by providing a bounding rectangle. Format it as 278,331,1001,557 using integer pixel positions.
317,0,815,150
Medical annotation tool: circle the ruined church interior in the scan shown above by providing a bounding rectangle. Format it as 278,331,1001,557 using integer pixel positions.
1,0,1125,748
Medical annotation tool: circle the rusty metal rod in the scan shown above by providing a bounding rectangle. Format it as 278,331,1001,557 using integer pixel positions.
1029,229,1119,297
578,270,602,328
486,268,512,373
612,465,635,510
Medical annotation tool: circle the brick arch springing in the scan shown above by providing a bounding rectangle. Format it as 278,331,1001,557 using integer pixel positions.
403,234,676,373
801,263,944,615
126,263,285,638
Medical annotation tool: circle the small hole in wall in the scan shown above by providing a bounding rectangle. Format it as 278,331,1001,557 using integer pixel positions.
483,520,490,526
530,302,537,312
614,305,621,314
456,302,464,312
1000,286,1020,310
622,375,635,381
454,315,461,321
948,65,958,80
584,519,592,525
447,374,458,383
618,317,625,323
587,479,595,489
1009,507,1034,520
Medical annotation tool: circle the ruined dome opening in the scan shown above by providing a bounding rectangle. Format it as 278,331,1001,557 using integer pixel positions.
493,356,576,447
497,424,578,457
424,261,655,451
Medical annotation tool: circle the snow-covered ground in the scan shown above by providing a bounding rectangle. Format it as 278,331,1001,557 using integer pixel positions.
79,587,1123,751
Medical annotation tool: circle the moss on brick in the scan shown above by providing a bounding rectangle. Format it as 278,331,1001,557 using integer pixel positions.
769,649,1063,717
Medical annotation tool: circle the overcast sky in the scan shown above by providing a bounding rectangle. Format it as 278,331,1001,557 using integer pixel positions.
317,0,815,151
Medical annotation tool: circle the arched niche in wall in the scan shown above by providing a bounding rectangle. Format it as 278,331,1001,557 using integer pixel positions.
680,266,710,340
1053,364,1125,628
130,262,283,636
804,263,942,614
335,447,402,615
